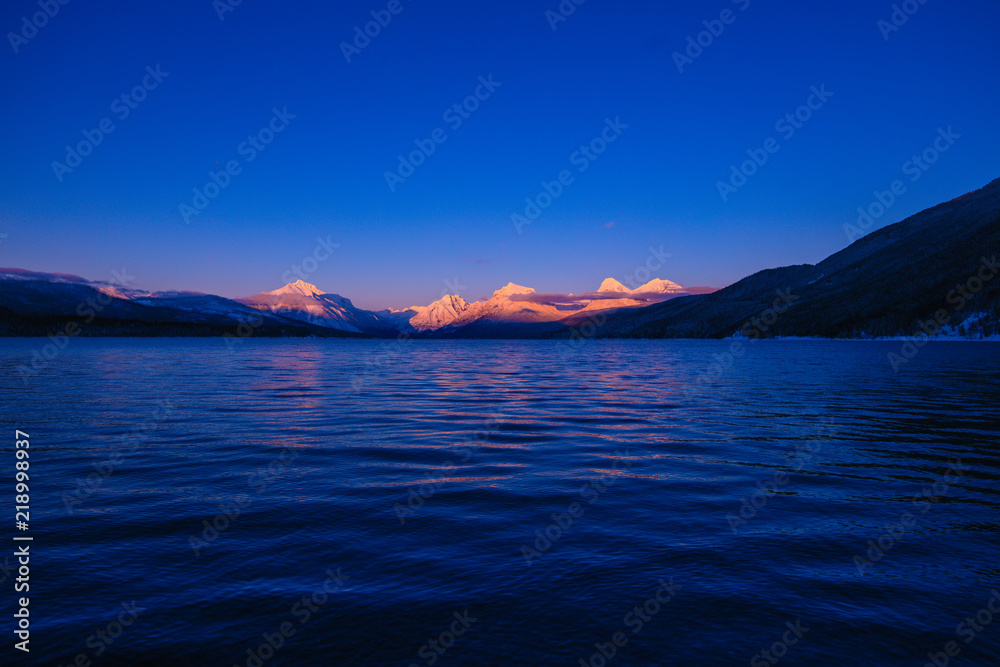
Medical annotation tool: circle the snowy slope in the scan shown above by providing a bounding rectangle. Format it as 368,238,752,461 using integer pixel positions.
633,278,683,294
236,280,397,334
597,278,631,293
445,283,564,328
409,294,470,330
0,269,689,335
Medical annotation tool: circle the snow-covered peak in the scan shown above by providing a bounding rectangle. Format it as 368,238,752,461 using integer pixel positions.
492,282,535,299
266,279,325,297
410,294,470,330
598,278,630,293
432,294,469,311
633,278,683,293
447,284,560,328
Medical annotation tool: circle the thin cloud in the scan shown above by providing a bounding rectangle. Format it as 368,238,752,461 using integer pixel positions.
508,291,682,308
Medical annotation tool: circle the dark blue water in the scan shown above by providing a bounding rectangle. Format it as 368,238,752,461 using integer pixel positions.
2,338,999,666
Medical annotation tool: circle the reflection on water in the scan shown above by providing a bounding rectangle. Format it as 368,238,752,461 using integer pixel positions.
2,338,999,666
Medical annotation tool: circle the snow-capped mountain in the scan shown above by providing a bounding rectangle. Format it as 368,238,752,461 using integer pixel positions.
0,272,364,338
632,278,683,294
594,277,683,295
443,283,565,329
593,277,684,294
407,278,687,331
567,277,684,313
0,269,689,336
269,280,324,298
236,280,397,334
5,176,997,340
409,294,470,330
374,294,471,331
597,278,631,293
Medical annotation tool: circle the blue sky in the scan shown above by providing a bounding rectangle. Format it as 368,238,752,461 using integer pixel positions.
1,0,998,309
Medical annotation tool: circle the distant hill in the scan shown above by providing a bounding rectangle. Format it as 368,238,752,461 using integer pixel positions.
588,177,1000,339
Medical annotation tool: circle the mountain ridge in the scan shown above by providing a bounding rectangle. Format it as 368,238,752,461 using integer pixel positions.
2,177,997,339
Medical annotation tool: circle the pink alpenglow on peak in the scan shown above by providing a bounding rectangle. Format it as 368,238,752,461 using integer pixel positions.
597,278,631,293
492,283,536,298
632,278,683,294
266,279,325,297
409,294,470,330
237,280,395,334
595,277,683,294
0,268,701,335
447,282,562,327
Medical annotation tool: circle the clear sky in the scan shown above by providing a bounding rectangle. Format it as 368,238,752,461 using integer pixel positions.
2,0,998,310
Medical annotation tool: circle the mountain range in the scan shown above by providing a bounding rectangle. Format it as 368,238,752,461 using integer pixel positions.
233,275,694,334
2,177,998,340
0,270,692,337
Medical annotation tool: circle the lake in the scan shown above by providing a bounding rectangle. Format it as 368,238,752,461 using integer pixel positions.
2,338,999,666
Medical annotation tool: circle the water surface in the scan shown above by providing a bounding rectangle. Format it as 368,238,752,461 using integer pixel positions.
2,338,999,666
